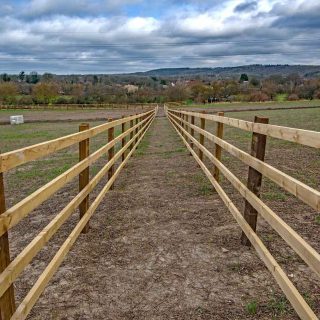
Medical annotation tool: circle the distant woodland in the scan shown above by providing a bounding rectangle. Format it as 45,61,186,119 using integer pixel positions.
1,65,320,105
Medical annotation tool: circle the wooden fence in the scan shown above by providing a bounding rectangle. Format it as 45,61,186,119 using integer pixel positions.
0,106,158,320
165,106,320,320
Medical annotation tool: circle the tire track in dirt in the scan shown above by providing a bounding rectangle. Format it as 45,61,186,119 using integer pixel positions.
27,114,303,319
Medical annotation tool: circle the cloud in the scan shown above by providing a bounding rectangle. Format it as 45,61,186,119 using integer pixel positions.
234,1,257,12
0,0,319,73
272,2,320,29
19,0,144,18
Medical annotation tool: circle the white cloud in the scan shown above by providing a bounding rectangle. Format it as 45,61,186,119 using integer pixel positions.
0,0,319,73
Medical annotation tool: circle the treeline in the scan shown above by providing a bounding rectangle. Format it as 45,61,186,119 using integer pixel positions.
0,71,320,105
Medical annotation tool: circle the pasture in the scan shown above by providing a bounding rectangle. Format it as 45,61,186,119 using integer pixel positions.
181,99,320,112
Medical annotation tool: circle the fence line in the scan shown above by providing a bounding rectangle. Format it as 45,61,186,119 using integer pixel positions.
0,110,154,173
169,111,320,211
0,107,157,320
166,106,319,320
176,110,320,148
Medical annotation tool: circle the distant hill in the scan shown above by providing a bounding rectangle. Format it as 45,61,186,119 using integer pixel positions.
131,64,320,78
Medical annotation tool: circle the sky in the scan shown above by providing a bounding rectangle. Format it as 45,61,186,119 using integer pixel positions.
0,0,319,74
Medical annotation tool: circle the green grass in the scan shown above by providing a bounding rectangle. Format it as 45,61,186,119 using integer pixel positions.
267,295,288,316
193,173,213,195
160,147,186,158
275,93,288,102
202,107,320,212
302,293,316,309
226,107,320,131
14,163,73,180
1,119,130,206
199,184,212,195
246,300,258,315
263,191,287,202
182,99,320,110
315,215,320,225
135,136,150,156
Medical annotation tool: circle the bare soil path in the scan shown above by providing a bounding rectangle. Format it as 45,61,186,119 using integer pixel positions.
27,113,306,319
0,108,149,124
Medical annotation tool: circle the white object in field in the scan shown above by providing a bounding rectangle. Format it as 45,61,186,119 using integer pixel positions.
10,115,24,125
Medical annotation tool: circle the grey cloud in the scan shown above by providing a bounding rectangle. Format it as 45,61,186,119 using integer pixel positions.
15,0,143,19
234,1,257,12
272,6,320,29
0,1,320,73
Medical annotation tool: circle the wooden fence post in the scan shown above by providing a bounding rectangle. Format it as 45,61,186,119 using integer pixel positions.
129,118,134,150
214,112,224,183
183,114,187,137
0,171,16,320
190,115,195,151
79,123,90,234
185,114,189,132
135,114,139,147
241,116,269,246
121,116,125,162
140,114,145,138
199,112,206,161
181,113,185,137
108,118,115,190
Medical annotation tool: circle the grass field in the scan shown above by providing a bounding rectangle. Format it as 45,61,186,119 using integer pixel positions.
202,107,320,184
182,99,320,111
1,120,124,206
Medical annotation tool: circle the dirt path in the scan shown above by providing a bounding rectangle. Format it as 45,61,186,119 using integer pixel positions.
27,113,303,319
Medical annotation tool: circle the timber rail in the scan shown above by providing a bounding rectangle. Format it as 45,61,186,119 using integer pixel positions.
0,107,158,320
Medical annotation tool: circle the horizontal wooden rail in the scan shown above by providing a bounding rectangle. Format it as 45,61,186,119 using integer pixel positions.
11,110,156,320
167,111,318,320
168,111,320,277
0,113,155,300
0,114,153,238
0,110,154,173
169,112,320,211
0,106,157,319
171,109,320,149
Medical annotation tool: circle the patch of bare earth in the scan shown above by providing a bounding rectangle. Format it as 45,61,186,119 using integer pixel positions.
11,113,318,319
0,107,151,124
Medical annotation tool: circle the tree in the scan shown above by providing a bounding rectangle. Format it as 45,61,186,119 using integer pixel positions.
71,84,85,103
32,82,59,104
0,83,18,104
1,73,11,82
166,84,190,102
239,73,249,82
18,71,25,82
42,73,54,82
239,73,249,83
93,75,99,85
26,72,40,84
250,77,260,87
